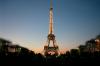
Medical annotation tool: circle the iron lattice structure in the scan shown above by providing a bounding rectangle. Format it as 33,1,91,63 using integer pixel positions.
44,0,59,56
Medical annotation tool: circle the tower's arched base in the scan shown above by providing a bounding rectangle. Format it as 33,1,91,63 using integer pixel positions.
44,46,59,56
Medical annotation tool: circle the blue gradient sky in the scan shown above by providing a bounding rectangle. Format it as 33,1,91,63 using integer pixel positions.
0,0,100,52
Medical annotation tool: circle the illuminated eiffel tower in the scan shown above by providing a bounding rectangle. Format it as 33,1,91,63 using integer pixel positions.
44,0,59,56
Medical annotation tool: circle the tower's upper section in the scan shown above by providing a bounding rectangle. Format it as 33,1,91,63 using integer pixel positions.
50,0,53,10
49,0,54,34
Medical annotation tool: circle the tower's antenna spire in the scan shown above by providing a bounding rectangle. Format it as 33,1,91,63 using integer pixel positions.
50,0,53,9
49,0,53,34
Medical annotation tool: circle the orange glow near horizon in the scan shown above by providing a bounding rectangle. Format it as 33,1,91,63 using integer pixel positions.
31,48,68,54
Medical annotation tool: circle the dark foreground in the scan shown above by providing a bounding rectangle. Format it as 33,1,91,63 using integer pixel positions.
0,52,100,65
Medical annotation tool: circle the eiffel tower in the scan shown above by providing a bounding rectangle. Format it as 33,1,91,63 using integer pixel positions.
44,0,59,56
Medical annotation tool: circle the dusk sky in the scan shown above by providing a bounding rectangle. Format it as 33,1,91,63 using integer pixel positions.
0,0,100,53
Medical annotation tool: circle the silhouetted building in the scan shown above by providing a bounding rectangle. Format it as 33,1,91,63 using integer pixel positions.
95,39,100,51
7,45,21,53
85,39,96,53
78,45,86,53
70,49,79,56
79,38,100,53
0,38,12,52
